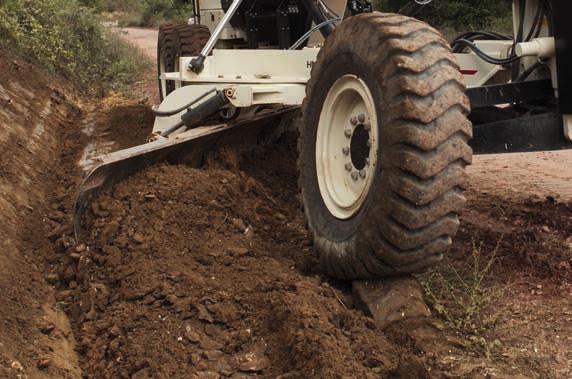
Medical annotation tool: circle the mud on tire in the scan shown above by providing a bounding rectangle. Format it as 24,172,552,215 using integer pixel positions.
158,24,211,100
157,22,185,101
298,13,473,279
174,24,211,60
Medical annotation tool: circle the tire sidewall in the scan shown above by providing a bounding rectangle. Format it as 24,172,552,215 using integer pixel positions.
301,51,386,242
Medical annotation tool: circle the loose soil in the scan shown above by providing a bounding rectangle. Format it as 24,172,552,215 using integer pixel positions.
1,35,571,379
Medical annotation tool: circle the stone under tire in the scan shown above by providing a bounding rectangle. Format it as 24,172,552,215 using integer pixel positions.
157,22,186,101
298,13,473,279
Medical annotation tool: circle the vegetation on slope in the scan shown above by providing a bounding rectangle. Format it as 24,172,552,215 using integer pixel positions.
0,0,149,89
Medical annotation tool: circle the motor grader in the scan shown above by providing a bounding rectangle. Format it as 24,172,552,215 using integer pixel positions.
76,0,572,279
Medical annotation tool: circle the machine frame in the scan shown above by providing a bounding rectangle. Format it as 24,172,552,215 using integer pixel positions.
156,0,572,154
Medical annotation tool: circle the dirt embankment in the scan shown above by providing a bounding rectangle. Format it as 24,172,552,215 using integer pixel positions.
0,50,83,378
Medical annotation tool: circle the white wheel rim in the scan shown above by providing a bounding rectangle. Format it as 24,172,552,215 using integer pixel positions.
316,74,379,220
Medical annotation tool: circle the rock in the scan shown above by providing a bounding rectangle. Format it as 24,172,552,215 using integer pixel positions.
132,368,153,379
55,235,75,254
352,276,431,329
244,226,254,238
37,358,51,370
203,324,220,337
76,255,89,282
207,302,242,323
228,247,249,257
104,245,122,267
38,321,55,335
62,264,76,282
132,233,146,244
202,350,224,361
231,218,247,233
233,349,270,372
184,325,202,343
390,355,430,379
193,372,220,379
144,193,157,201
190,353,204,368
109,324,121,338
10,360,24,371
195,303,214,323
55,290,75,302
200,337,223,350
45,272,59,285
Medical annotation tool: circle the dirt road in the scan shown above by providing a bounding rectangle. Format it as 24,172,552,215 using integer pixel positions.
0,27,570,379
120,28,158,60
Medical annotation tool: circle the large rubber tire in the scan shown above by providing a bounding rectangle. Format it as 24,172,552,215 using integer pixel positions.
157,22,185,101
298,13,473,279
174,24,211,61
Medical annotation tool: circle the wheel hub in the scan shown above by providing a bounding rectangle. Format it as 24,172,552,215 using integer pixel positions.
315,74,379,220
349,123,371,170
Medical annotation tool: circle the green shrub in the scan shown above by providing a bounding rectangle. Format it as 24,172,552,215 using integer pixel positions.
0,0,149,89
79,0,194,27
374,0,513,31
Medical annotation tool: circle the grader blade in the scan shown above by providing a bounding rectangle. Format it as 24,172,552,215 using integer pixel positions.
74,106,296,239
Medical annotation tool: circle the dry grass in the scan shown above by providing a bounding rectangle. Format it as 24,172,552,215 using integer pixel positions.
419,238,506,356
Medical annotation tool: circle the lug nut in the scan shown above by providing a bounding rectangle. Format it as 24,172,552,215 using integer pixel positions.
345,163,352,171
350,117,358,126
344,128,352,138
358,113,366,123
351,171,359,181
342,147,350,155
359,170,366,179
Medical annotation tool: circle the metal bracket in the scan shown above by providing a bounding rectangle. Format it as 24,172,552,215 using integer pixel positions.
190,0,245,74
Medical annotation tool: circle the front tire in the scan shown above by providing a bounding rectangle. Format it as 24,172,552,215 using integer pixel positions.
298,13,473,279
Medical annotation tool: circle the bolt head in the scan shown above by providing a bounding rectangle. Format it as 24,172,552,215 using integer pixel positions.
345,163,352,171
344,128,352,138
350,117,358,126
358,113,366,123
359,170,366,179
351,171,359,181
342,147,350,155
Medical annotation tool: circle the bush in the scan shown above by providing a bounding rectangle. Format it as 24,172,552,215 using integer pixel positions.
79,0,194,27
374,0,513,31
0,0,149,89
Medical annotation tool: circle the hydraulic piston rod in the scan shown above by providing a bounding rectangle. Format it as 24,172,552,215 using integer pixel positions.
189,0,244,74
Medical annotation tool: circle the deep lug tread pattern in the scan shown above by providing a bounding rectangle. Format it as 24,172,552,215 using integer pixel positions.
298,12,473,279
174,24,211,58
157,24,210,100
157,22,186,100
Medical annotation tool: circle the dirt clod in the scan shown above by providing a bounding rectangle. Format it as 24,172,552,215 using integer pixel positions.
353,276,431,329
